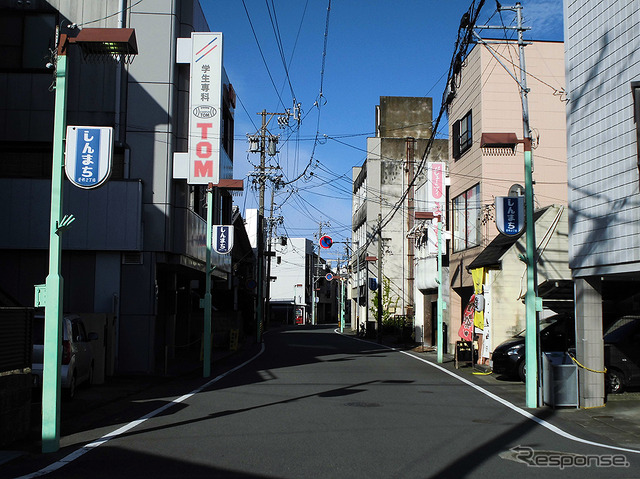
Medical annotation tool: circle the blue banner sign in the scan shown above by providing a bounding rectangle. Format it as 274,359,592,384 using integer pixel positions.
214,225,234,254
65,126,113,189
495,196,524,236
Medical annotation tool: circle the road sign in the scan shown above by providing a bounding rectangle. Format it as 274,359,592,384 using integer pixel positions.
325,273,333,281
319,235,333,249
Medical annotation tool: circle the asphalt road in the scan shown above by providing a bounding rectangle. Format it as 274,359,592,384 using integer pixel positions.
5,325,640,478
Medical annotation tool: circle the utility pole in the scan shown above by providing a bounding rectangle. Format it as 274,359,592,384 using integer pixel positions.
312,221,330,325
474,2,539,407
406,138,415,321
265,178,283,329
249,109,293,341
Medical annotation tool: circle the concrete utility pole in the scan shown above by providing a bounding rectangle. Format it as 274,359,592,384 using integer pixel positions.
250,109,291,341
265,178,283,328
474,2,540,408
406,138,415,321
312,221,330,325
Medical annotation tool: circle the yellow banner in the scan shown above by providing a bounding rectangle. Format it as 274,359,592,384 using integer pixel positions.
471,267,485,330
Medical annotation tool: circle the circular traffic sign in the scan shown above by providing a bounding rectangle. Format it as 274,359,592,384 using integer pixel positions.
319,235,333,249
325,273,333,281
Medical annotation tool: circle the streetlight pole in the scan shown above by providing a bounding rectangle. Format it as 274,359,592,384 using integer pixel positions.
42,32,69,454
377,214,383,343
436,217,444,363
203,182,213,377
41,26,138,453
416,211,444,363
474,2,539,407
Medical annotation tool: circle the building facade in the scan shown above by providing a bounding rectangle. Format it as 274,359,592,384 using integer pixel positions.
268,236,314,325
0,0,250,374
351,96,448,334
564,0,640,407
446,41,567,353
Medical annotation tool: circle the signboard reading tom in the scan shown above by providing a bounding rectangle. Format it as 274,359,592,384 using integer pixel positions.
188,33,223,185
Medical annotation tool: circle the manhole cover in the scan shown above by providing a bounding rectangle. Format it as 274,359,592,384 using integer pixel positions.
344,402,382,408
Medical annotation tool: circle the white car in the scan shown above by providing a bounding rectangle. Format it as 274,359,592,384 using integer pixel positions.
32,314,98,399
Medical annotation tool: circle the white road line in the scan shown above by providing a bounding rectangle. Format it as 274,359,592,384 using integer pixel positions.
336,329,640,455
14,343,266,479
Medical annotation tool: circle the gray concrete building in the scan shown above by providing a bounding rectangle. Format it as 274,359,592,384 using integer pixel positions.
0,0,252,375
564,0,640,407
351,96,448,334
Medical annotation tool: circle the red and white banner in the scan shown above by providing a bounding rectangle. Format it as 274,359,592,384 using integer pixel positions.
188,33,223,184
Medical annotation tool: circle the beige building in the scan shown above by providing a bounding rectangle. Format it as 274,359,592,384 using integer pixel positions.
446,41,567,352
467,204,571,351
351,97,448,333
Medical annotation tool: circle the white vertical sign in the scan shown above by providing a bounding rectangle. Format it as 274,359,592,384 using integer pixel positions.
188,33,223,184
426,162,446,255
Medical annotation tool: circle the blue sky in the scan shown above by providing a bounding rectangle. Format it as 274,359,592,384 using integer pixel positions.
201,0,564,261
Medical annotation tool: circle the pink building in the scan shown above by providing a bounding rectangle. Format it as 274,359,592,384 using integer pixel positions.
446,41,567,353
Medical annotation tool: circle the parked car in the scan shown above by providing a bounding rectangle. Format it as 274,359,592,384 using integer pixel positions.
32,314,98,399
604,315,640,394
492,312,575,381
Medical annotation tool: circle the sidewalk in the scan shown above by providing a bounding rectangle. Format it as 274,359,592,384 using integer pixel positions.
398,337,640,452
0,341,259,467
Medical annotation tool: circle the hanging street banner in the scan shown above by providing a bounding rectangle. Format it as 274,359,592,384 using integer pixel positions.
423,162,446,255
495,196,525,236
188,32,223,184
213,225,234,254
65,126,113,189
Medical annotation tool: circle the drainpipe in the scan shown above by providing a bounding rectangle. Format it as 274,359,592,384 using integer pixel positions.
115,0,125,143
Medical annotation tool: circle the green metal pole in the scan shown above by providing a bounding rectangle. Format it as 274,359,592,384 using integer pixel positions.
436,219,443,364
203,183,213,377
340,276,345,333
42,52,68,453
377,214,382,343
524,144,538,408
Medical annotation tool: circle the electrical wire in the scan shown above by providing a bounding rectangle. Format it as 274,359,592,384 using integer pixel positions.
241,0,288,111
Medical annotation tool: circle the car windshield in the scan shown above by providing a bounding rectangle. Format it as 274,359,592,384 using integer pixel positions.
514,316,560,338
604,316,640,343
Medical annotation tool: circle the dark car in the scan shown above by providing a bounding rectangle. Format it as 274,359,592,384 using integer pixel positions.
492,313,575,381
604,316,640,394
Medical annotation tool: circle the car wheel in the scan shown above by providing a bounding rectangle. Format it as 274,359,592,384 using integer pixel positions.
606,368,625,394
517,360,526,382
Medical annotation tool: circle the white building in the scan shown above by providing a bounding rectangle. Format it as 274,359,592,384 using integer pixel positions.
564,0,640,407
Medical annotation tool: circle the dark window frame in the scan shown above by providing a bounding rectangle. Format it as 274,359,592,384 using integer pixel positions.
453,110,473,160
452,183,481,252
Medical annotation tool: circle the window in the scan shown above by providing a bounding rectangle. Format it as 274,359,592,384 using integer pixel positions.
0,13,56,71
453,184,481,251
452,110,473,159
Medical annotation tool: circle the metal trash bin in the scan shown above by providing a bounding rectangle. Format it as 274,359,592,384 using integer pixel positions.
542,352,578,408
